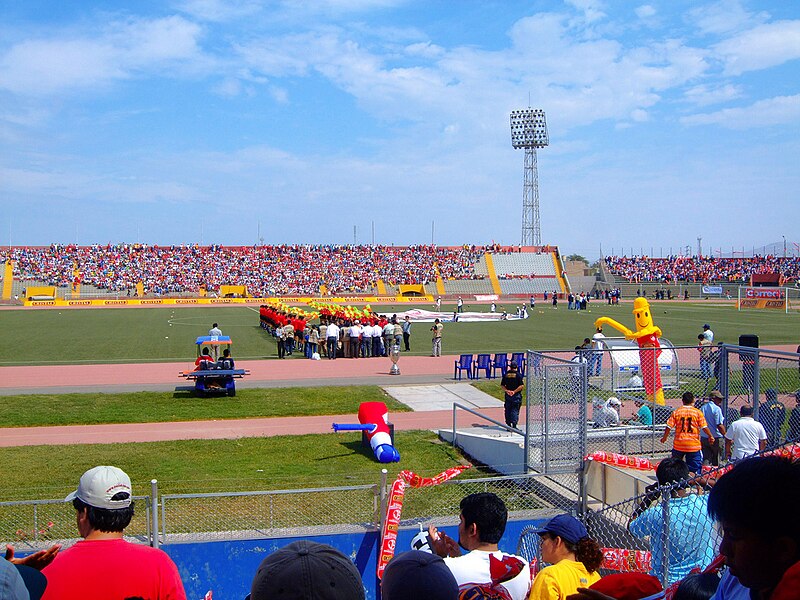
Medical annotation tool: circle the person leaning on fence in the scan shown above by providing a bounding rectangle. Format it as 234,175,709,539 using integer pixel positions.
529,514,604,600
247,540,364,600
787,391,800,442
40,465,186,600
700,391,726,467
706,456,800,600
427,492,531,600
628,457,717,586
661,392,713,474
724,405,767,461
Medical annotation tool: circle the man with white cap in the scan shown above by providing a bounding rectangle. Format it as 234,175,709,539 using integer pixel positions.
41,465,186,600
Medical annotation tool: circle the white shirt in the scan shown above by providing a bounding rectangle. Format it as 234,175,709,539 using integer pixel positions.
726,417,767,460
592,332,606,351
349,324,362,338
444,550,530,600
703,328,714,342
209,327,222,336
326,323,340,338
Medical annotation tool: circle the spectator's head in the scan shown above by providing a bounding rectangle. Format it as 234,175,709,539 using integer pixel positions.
596,326,602,333
795,390,800,405
458,492,507,547
66,466,134,535
202,347,211,356
584,338,591,345
766,388,778,403
682,391,695,405
212,323,218,328
709,390,724,405
608,397,622,409
703,324,710,331
509,361,518,371
707,457,800,594
534,514,604,573
741,405,754,417
381,551,457,600
222,349,231,358
655,457,689,486
673,572,720,600
247,541,364,600
698,334,705,341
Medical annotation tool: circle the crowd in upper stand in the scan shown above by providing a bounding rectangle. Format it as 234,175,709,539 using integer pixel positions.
0,243,486,296
605,255,800,283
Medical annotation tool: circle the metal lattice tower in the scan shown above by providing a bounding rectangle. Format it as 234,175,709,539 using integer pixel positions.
510,109,549,246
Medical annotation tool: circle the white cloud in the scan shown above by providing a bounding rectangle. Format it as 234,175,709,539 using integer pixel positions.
176,0,261,22
688,0,768,36
714,20,800,76
683,83,742,107
635,5,656,20
0,16,204,96
681,94,800,128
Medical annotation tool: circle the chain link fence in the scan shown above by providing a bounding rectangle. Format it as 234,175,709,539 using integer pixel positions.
516,467,723,588
0,495,151,551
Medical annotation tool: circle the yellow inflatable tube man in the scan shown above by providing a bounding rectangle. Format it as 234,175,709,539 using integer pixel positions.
594,297,666,405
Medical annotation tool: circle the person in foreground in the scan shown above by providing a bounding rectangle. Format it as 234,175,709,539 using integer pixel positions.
247,540,364,600
428,492,531,600
628,458,717,586
41,465,186,600
530,514,604,600
381,550,457,600
707,456,800,600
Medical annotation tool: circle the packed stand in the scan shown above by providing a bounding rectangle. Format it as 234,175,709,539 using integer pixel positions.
1,243,485,297
605,255,800,283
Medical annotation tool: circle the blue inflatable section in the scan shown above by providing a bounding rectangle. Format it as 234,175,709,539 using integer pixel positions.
162,518,546,599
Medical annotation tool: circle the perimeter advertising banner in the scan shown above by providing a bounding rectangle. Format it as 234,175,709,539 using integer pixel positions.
738,287,786,309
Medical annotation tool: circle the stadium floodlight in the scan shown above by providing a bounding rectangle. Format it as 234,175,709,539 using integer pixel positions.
510,108,549,246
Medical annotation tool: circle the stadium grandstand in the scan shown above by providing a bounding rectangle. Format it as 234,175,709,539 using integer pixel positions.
0,244,568,301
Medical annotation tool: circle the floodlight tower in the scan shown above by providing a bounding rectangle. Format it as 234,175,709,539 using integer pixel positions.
510,108,549,246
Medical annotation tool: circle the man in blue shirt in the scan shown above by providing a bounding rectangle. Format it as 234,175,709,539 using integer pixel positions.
701,391,726,467
629,458,718,586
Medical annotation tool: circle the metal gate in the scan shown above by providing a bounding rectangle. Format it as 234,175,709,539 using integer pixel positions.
525,350,587,474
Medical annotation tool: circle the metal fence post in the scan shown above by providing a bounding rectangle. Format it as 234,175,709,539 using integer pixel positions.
378,469,388,532
150,479,159,549
660,485,671,587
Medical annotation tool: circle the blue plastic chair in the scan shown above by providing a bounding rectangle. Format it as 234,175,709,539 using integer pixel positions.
511,352,527,377
454,354,474,380
491,353,509,378
473,353,492,379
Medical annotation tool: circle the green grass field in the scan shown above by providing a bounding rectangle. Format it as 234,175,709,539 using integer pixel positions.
2,300,797,365
0,386,409,428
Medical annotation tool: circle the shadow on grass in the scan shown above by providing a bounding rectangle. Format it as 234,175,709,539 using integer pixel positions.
317,439,380,462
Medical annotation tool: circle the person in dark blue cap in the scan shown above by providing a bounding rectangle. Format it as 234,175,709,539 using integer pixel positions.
529,514,604,600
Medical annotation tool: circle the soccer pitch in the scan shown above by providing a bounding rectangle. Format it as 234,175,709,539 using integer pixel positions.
2,301,797,366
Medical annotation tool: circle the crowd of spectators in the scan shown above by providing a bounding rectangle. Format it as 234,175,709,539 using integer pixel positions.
605,255,800,283
0,243,486,297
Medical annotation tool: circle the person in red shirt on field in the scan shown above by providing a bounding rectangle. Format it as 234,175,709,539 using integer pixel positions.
661,391,713,474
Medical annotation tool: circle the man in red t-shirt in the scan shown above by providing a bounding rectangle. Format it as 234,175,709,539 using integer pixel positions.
42,465,186,600
661,392,712,474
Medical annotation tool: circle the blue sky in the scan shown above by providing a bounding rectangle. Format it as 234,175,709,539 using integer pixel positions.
1,0,798,258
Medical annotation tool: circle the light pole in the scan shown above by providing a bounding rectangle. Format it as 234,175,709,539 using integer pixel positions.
510,108,549,246
782,235,786,258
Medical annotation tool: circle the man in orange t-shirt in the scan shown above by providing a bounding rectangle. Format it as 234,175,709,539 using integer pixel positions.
661,391,712,474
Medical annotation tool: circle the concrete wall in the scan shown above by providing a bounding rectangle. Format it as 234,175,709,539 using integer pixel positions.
164,518,546,599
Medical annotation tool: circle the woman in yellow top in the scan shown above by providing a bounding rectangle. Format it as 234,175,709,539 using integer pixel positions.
530,514,604,600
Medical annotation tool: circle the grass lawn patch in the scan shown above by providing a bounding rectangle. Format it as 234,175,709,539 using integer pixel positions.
0,386,409,428
1,302,798,366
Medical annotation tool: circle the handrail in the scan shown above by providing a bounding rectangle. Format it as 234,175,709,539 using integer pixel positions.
450,402,523,449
